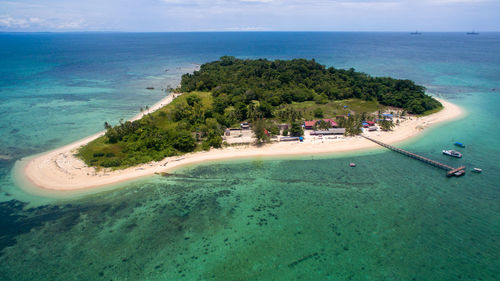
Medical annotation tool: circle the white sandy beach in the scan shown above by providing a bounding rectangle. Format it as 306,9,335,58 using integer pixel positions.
19,97,463,192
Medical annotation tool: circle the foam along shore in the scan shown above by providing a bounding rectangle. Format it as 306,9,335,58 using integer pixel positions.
19,98,463,192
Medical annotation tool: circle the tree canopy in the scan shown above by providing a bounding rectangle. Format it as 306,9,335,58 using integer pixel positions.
78,92,221,168
179,56,441,115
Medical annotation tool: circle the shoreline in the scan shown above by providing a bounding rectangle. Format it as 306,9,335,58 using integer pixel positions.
17,97,464,195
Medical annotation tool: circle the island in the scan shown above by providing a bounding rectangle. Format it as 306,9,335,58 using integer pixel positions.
18,57,463,193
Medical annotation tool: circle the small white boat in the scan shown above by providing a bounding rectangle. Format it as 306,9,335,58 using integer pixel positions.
472,168,482,173
443,150,462,158
350,163,356,167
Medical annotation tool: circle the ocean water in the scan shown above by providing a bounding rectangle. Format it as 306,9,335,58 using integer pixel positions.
0,32,499,280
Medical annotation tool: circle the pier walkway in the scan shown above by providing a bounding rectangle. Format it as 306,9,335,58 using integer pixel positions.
362,135,465,177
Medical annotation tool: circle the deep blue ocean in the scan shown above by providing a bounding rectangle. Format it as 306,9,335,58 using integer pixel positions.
0,32,499,280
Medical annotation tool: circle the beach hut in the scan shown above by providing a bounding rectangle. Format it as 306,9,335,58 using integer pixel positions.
330,128,346,135
331,128,345,135
278,124,289,130
311,128,346,135
304,121,317,130
382,114,393,121
280,136,300,142
305,119,338,130
323,119,338,127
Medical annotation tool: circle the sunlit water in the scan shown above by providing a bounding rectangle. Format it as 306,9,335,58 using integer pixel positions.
0,32,499,280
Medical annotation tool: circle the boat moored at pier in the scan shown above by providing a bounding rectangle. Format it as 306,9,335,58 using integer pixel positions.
443,150,462,158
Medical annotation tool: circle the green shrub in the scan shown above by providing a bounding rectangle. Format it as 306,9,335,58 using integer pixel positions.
266,124,280,136
100,159,122,167
206,134,222,148
290,122,304,137
314,94,328,104
172,131,196,152
201,141,211,151
313,108,324,118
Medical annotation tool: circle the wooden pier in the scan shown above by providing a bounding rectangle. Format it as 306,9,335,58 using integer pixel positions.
362,135,465,177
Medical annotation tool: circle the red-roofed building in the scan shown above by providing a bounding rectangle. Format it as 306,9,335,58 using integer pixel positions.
323,119,338,128
367,121,375,126
304,121,317,129
304,119,338,129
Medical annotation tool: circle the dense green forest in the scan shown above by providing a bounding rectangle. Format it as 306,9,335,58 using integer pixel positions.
78,92,222,168
180,56,441,115
78,57,441,169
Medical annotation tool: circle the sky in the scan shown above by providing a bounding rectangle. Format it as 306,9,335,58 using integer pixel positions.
0,0,499,32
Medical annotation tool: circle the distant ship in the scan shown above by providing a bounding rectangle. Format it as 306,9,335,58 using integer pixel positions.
467,31,479,35
410,31,422,35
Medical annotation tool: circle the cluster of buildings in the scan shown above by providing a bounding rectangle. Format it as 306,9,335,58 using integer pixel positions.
304,119,338,129
303,119,346,136
303,117,382,135
223,115,388,144
361,121,378,131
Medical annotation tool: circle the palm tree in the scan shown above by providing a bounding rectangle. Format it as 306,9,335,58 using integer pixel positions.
252,119,269,144
379,120,395,131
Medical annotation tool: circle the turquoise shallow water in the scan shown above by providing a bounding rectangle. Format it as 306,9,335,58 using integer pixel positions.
0,32,499,280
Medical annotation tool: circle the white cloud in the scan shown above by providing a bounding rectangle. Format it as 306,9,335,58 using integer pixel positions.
223,26,266,31
240,0,274,3
428,0,491,3
158,0,403,9
54,19,86,29
337,1,400,8
0,0,499,31
0,16,40,28
160,0,276,6
0,1,46,8
0,15,86,30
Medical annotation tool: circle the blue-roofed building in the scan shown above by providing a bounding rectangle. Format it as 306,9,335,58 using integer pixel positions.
382,113,393,121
